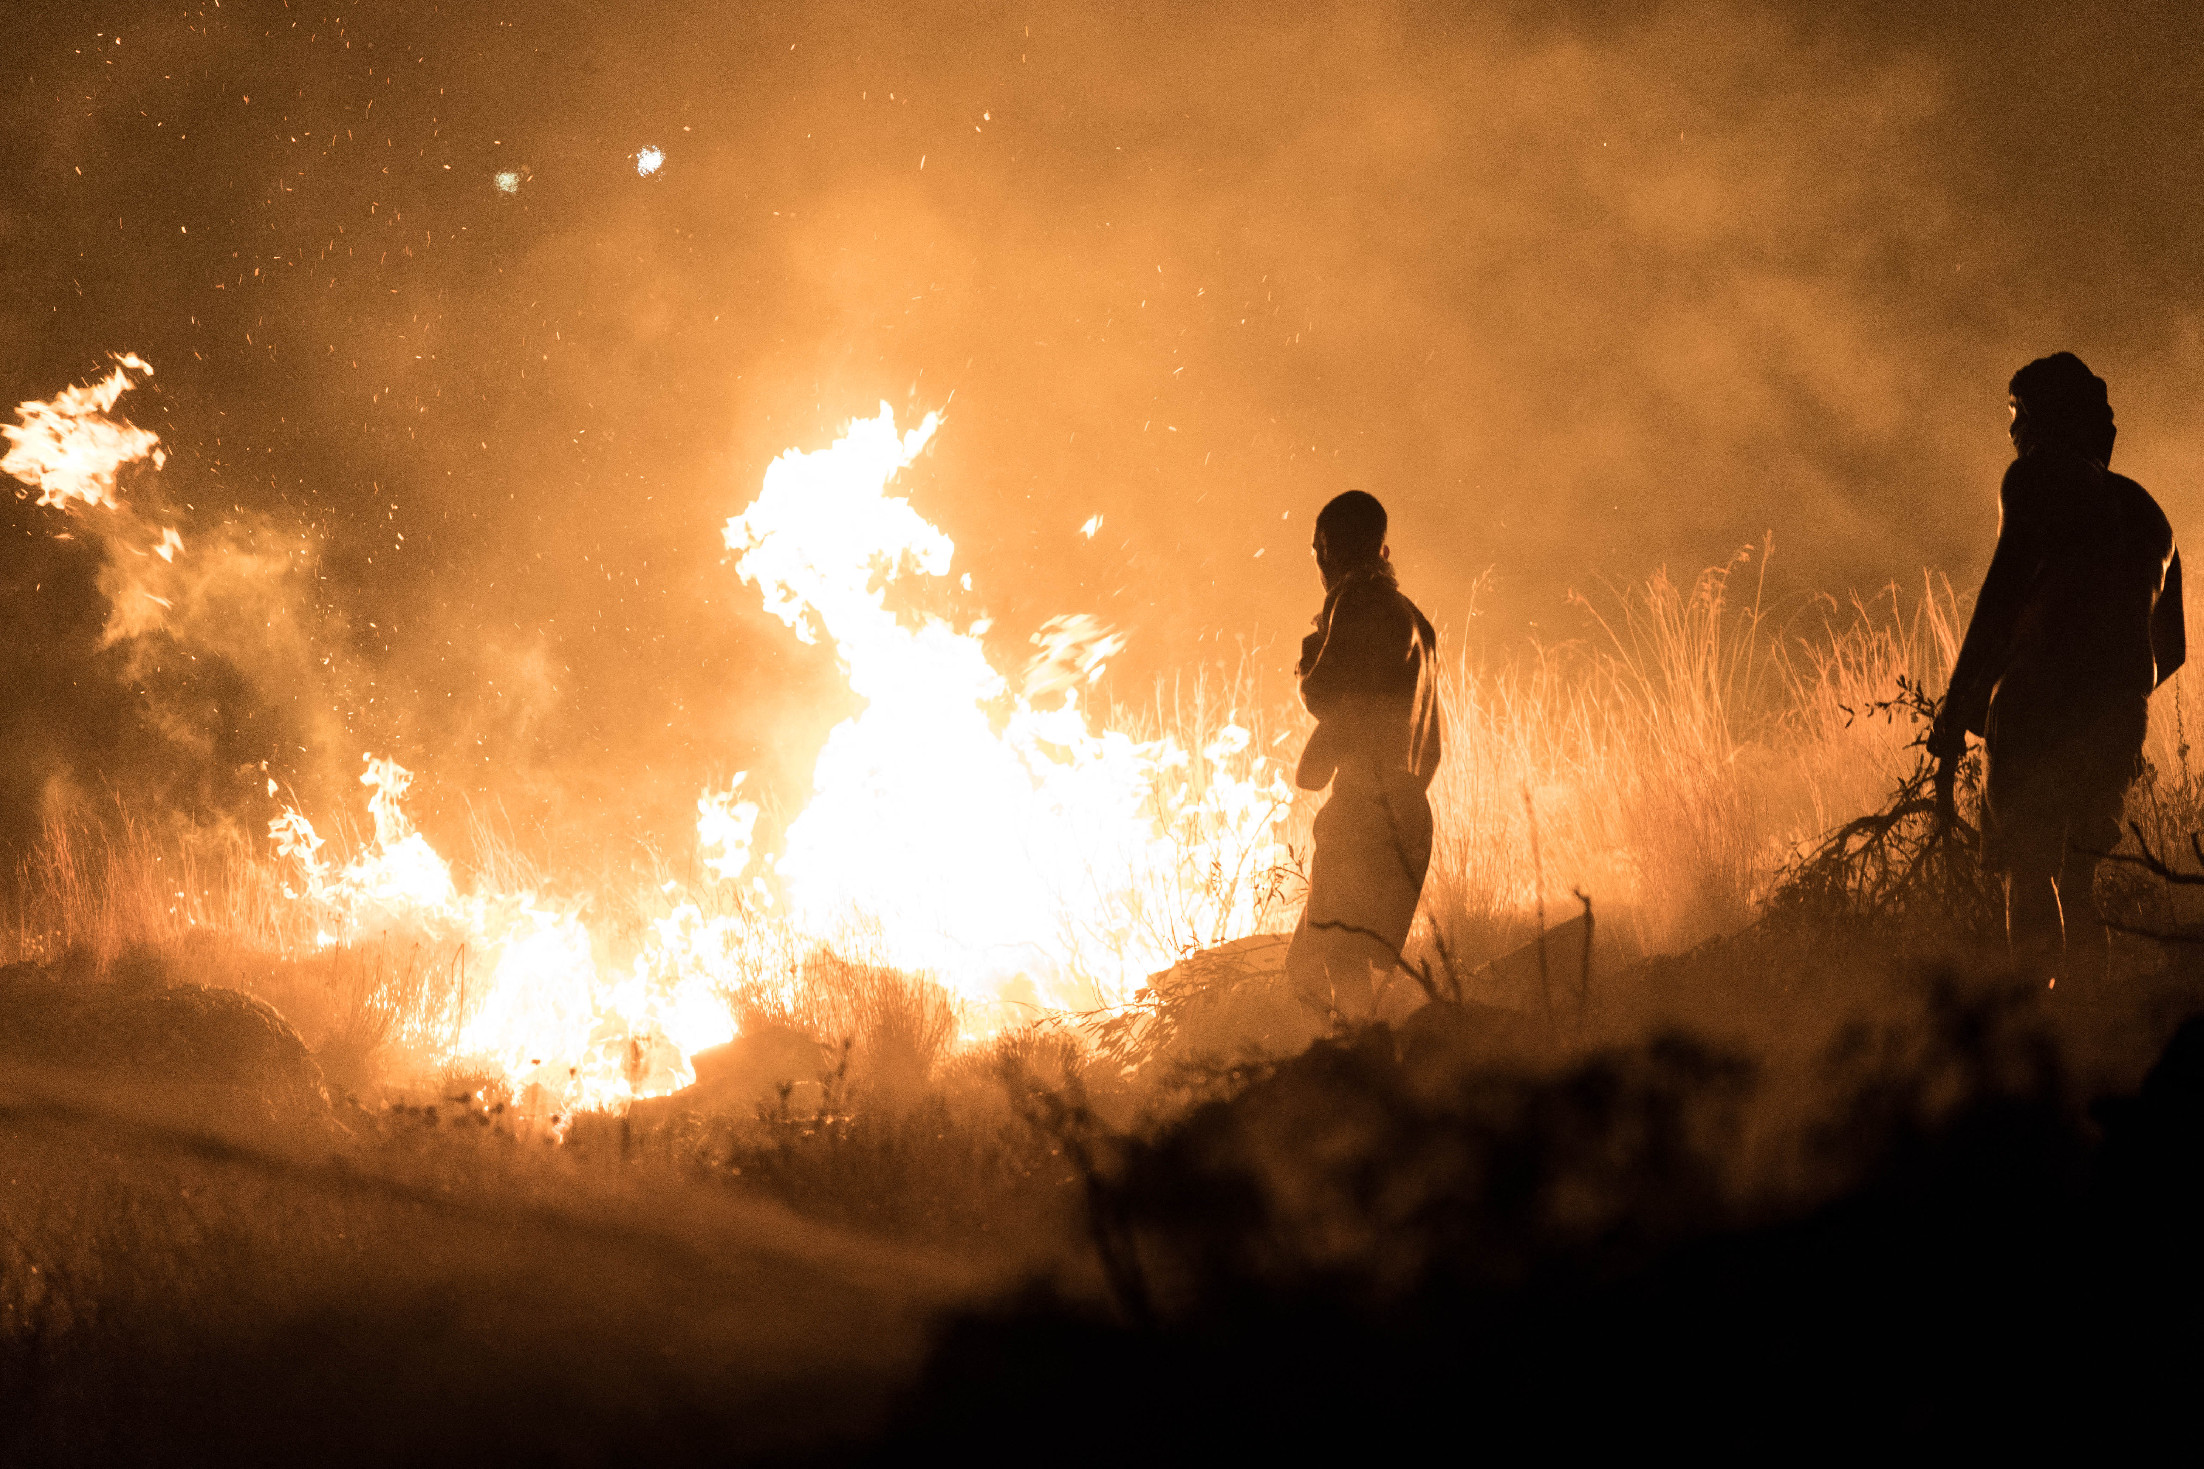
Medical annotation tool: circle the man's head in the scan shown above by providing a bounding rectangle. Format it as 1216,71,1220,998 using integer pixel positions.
2008,352,2116,465
1313,491,1388,586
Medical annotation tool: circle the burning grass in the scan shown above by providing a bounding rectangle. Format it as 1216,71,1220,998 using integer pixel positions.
13,550,2204,1456
12,549,2204,1101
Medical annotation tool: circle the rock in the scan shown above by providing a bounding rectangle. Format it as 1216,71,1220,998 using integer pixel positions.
634,1022,835,1121
0,949,334,1139
1457,912,1636,1015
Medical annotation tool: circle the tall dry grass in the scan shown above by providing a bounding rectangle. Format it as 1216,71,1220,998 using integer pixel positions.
1419,552,2204,967
12,553,2204,1077
0,807,306,969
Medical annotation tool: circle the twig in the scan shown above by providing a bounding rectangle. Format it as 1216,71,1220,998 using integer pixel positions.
1523,787,1550,1026
1571,888,1594,1026
2094,821,2204,886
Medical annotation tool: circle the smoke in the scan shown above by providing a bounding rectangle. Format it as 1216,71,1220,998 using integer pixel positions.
4,0,2201,855
0,353,353,850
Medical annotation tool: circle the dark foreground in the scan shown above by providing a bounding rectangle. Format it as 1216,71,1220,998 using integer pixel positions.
5,926,2204,1463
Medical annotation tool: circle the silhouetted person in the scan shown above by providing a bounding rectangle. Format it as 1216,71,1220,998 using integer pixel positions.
1930,352,2185,979
1286,491,1443,1018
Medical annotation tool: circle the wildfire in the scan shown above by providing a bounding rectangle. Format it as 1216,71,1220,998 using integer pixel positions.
0,352,163,510
10,362,1295,1116
723,404,1291,1025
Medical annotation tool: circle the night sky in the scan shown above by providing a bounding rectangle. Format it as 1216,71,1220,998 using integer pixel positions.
6,0,2203,855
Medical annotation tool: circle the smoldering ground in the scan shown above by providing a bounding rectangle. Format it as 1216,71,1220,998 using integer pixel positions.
7,0,2204,853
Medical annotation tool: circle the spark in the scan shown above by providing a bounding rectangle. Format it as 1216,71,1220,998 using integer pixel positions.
1080,514,1103,539
635,145,664,177
494,170,520,193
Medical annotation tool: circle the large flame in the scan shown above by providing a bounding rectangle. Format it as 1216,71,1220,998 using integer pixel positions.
1,353,163,510
725,404,1291,1025
12,362,1292,1114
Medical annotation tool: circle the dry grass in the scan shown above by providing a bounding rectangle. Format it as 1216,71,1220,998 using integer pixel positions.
1424,556,2204,970
12,553,2204,1093
1420,554,1964,968
737,943,963,1097
1,806,305,969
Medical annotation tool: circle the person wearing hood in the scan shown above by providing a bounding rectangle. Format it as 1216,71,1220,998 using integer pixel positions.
1286,491,1444,1018
1931,352,2185,979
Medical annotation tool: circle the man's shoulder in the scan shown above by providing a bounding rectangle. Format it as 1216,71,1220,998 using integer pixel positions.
2002,455,2174,554
2000,451,2085,512
2108,468,2167,516
1331,571,1403,609
1317,573,1411,643
2001,449,2129,524
1342,577,1439,656
2109,470,2175,552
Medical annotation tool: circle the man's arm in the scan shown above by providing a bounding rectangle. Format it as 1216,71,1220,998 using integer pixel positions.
1299,582,1408,723
1931,462,2049,758
2154,548,2186,688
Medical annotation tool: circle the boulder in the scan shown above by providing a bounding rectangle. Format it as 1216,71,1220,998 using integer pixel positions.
632,1021,835,1122
0,949,334,1139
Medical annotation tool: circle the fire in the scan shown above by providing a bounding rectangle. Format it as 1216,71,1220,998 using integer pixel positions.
271,756,745,1114
11,358,1295,1115
725,404,1292,1026
0,352,163,511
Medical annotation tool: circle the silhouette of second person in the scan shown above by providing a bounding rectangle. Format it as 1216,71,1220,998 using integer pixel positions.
1286,491,1443,1019
1931,352,2185,979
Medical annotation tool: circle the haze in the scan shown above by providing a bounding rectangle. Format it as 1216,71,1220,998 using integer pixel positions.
5,0,2200,852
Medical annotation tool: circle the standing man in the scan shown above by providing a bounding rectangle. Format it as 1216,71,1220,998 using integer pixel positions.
1287,491,1444,1018
1930,352,2185,979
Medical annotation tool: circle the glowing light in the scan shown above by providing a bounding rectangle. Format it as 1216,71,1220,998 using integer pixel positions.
1,353,164,511
494,170,521,194
722,404,1292,1025
271,754,740,1115
636,146,665,177
252,405,1290,1115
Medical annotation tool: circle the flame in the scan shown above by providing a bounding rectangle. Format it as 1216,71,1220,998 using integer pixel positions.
697,776,762,884
1026,612,1128,699
1,353,164,511
272,755,744,1117
252,404,1289,1112
723,403,1291,1025
64,397,1289,1117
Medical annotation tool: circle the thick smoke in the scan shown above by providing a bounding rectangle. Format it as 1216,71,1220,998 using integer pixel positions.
2,0,2200,857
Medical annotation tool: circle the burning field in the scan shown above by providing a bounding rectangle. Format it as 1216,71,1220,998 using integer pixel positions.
9,0,2204,1460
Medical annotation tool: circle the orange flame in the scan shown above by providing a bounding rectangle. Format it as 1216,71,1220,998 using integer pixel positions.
724,403,1292,1027
1,353,164,511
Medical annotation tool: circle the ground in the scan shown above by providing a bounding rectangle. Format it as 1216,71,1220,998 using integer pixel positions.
6,900,2204,1460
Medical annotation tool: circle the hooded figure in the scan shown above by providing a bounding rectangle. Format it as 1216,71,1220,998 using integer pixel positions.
1931,352,2185,978
1285,491,1444,1018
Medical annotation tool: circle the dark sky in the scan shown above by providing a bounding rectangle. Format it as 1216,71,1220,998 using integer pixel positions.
5,0,2203,853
